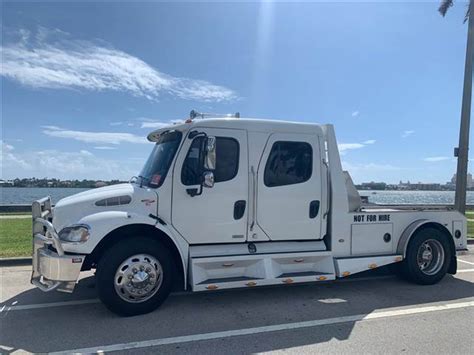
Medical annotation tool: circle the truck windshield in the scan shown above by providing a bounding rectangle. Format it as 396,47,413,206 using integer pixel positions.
138,130,183,188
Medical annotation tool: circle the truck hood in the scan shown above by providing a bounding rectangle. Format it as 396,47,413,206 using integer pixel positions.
53,183,158,232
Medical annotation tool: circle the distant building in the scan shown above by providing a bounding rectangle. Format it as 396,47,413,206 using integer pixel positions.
359,182,387,190
0,180,14,186
409,183,441,191
451,173,473,188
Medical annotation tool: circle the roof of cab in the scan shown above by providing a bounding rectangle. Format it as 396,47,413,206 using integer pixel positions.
147,117,323,142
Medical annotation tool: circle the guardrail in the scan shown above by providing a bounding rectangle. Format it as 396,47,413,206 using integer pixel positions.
0,204,35,213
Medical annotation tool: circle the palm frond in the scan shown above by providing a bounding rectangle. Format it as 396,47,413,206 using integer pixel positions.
438,0,454,17
464,1,471,23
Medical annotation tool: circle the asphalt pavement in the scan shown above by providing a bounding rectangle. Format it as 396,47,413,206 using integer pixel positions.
1,249,473,354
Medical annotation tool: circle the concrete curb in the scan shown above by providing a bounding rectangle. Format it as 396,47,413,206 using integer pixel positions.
0,257,32,267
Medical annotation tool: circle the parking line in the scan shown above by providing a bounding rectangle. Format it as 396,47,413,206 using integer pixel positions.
49,300,474,355
457,268,474,273
458,259,474,266
0,299,100,312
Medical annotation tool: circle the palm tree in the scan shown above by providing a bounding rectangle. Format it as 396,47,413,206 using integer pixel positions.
438,0,473,214
438,0,471,22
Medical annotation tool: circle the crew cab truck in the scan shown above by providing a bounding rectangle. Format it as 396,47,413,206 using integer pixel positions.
31,115,468,316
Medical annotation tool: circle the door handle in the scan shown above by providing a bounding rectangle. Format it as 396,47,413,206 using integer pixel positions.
309,200,320,219
234,200,246,220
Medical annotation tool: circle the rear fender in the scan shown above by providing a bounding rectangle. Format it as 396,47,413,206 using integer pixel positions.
397,219,457,274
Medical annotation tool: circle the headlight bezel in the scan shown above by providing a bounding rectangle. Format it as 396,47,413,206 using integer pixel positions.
58,224,91,243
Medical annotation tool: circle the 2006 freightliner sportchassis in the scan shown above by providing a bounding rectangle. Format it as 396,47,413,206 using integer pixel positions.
31,113,468,316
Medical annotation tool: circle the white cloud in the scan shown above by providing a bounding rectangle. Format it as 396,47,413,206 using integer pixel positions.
94,146,117,150
352,111,359,117
1,141,31,173
139,118,184,129
342,161,401,172
1,28,237,102
402,130,415,138
338,139,376,155
423,156,450,162
42,126,147,145
338,143,365,152
341,161,401,184
1,143,142,180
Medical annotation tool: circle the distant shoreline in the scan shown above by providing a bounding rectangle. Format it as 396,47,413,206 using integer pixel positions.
2,186,472,192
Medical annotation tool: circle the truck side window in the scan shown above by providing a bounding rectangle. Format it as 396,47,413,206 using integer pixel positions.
264,141,312,187
181,136,239,185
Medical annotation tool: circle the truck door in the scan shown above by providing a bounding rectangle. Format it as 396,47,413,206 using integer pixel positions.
256,133,322,240
171,128,248,244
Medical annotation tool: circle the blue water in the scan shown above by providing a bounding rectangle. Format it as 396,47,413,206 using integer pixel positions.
1,187,474,205
1,187,90,204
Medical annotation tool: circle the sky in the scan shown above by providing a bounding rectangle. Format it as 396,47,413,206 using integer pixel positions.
1,0,473,184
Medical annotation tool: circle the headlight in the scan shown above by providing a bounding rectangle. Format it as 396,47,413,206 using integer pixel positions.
58,224,90,243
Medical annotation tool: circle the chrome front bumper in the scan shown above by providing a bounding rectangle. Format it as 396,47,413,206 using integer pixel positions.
31,197,84,293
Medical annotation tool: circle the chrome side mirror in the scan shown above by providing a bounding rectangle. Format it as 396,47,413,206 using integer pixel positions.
204,136,216,171
203,171,215,188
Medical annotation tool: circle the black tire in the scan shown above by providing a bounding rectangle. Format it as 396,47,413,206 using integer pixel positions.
401,227,452,285
96,237,174,316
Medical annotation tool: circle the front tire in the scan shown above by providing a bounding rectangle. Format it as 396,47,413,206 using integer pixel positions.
96,237,174,316
402,227,451,285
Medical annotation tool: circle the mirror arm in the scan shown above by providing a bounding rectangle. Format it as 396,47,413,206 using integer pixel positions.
186,186,203,197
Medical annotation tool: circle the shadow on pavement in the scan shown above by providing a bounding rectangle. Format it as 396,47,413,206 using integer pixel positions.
0,269,473,353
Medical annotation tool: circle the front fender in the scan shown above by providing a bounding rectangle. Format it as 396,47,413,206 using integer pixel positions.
61,211,189,285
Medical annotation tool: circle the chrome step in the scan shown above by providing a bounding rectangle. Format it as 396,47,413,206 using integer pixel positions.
190,251,336,291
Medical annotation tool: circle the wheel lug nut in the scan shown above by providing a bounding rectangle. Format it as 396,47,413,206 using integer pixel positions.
146,267,151,272
140,266,145,271
128,275,133,279
132,268,138,273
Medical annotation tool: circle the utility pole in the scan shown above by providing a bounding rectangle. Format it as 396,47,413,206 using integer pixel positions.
454,1,473,214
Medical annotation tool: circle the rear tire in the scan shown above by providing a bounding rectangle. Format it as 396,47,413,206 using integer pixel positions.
401,227,451,285
96,237,174,316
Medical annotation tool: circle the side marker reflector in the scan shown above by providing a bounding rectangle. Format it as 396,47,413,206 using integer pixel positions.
342,272,350,277
369,263,377,269
206,285,218,290
246,281,257,287
318,276,327,281
282,278,294,284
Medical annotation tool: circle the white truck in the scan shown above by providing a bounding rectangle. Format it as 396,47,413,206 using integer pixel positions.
31,113,468,316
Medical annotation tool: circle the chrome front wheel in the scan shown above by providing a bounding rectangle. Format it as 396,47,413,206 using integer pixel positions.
97,237,174,316
114,254,163,303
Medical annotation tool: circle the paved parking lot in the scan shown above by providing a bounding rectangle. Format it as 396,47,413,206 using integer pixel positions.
1,249,473,354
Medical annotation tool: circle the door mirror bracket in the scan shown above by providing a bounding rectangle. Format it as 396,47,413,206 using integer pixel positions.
204,136,216,171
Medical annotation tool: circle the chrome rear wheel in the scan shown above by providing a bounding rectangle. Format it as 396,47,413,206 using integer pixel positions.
416,239,445,276
401,227,451,285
